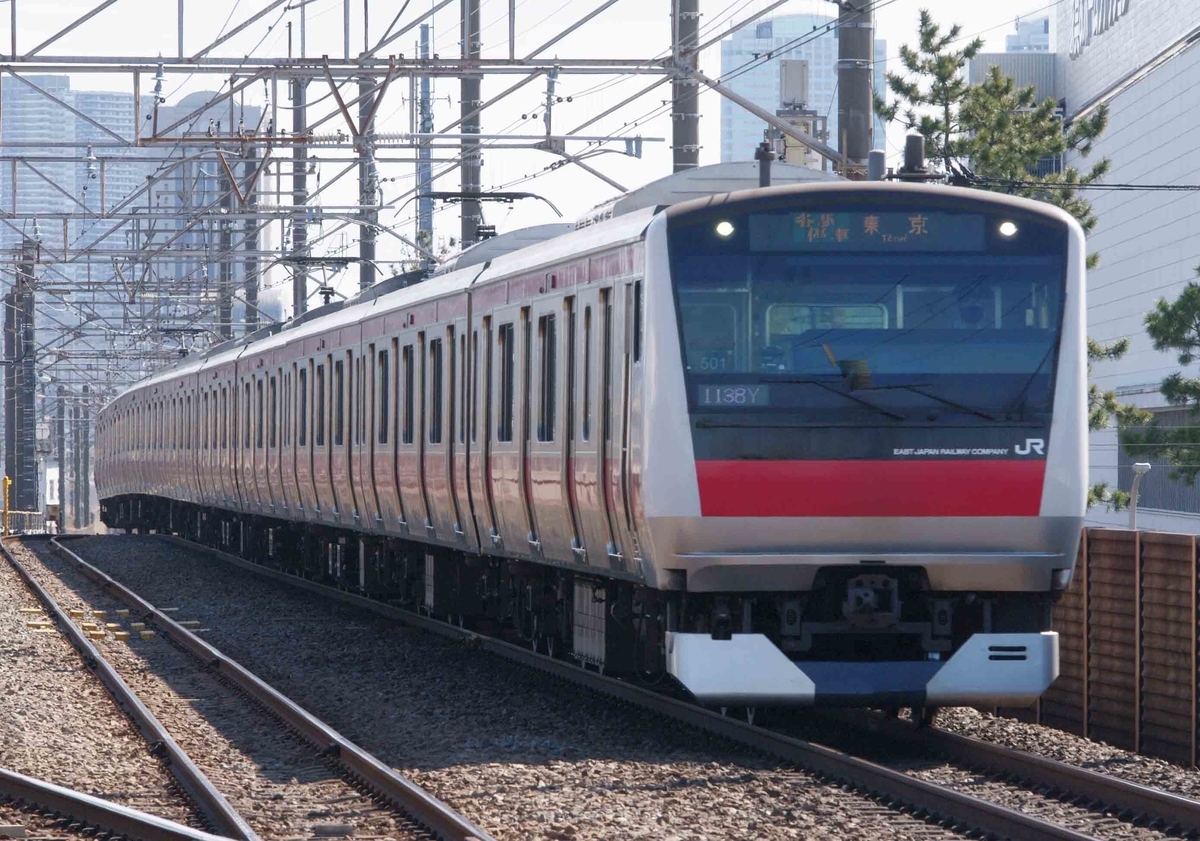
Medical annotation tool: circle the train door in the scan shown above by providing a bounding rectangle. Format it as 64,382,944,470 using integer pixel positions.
312,354,336,523
279,366,293,515
468,315,499,550
607,280,643,574
422,327,453,542
451,315,476,549
527,296,578,563
396,334,430,536
602,286,637,572
373,337,402,532
488,305,538,557
295,358,319,522
267,370,282,515
568,290,613,567
358,342,382,530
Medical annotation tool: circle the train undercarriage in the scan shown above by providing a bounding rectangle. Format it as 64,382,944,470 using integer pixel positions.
102,494,1060,709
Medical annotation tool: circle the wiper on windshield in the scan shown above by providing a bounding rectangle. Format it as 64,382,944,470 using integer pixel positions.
854,383,996,421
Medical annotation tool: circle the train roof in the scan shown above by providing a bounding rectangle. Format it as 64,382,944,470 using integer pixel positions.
115,205,657,403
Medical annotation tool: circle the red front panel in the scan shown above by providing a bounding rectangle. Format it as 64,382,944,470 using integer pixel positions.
695,459,1046,518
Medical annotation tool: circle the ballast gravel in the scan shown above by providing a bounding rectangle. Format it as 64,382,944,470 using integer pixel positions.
934,706,1200,801
66,535,972,841
0,542,196,826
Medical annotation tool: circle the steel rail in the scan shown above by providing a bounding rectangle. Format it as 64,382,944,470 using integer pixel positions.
48,538,495,841
130,535,1103,841
0,766,235,841
0,537,257,841
830,710,1200,837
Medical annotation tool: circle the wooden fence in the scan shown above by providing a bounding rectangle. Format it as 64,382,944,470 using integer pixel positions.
1035,528,1199,766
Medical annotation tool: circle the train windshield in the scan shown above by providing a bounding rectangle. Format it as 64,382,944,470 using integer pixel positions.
667,200,1068,424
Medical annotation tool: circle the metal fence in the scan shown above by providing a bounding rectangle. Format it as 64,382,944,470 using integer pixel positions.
1038,528,1199,766
5,510,48,535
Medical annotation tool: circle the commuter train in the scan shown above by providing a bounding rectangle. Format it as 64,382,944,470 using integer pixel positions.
96,176,1086,709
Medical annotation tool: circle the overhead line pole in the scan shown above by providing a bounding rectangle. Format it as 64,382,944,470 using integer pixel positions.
460,0,482,248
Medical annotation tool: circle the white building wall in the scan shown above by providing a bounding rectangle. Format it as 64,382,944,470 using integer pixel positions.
1055,13,1200,529
1055,1,1200,110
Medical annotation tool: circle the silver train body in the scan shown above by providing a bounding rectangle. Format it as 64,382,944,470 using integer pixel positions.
96,182,1087,708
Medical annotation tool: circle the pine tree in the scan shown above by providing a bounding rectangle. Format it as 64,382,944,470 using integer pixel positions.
875,10,1144,508
1121,273,1200,485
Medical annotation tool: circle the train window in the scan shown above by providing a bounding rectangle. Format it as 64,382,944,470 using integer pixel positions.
497,323,514,442
171,399,178,450
202,392,209,449
186,396,192,449
221,388,227,449
378,349,390,444
357,356,366,446
537,314,556,442
459,333,467,446
603,293,613,443
566,304,576,444
448,330,458,446
269,377,277,449
244,382,252,449
633,280,643,362
402,345,414,444
471,329,480,445
429,338,443,444
298,367,308,447
582,306,592,441
315,364,326,446
282,375,289,448
255,379,264,449
335,358,346,447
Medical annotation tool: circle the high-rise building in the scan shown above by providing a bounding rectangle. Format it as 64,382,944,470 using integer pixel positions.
1006,16,1051,52
719,14,886,163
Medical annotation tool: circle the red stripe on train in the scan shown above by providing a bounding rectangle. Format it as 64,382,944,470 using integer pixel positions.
695,459,1045,517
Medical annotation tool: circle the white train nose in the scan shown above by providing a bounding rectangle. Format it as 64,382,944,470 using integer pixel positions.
666,630,1059,707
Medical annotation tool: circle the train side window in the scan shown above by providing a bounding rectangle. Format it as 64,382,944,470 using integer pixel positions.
333,359,344,447
603,293,613,443
220,388,227,449
269,377,278,449
298,368,308,447
471,329,480,445
633,280,643,362
315,365,326,446
186,395,193,449
378,349,390,444
359,356,366,446
255,379,264,449
537,314,556,442
429,338,443,444
202,392,209,449
353,356,362,447
497,323,515,442
582,306,592,441
282,375,290,448
243,383,251,449
402,344,414,444
459,333,467,445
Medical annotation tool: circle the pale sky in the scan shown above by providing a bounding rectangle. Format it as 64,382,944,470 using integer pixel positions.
8,0,1056,306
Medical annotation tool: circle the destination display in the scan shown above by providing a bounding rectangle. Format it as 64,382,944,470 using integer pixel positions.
748,211,987,253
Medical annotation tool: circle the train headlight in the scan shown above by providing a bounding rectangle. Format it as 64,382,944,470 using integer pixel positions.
998,221,1018,237
714,220,735,238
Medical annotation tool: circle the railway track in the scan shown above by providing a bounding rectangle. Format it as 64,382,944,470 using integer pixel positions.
59,534,1200,841
4,537,493,841
0,766,231,841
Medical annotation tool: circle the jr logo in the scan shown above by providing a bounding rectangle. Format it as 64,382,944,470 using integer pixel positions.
1015,438,1046,456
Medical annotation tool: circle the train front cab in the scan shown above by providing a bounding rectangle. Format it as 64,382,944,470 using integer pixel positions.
641,183,1086,708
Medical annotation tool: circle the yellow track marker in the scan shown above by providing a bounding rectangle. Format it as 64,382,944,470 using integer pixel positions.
130,622,146,631
114,631,130,641
91,610,106,620
179,620,201,628
68,609,84,618
18,608,42,615
115,609,130,617
139,630,155,640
